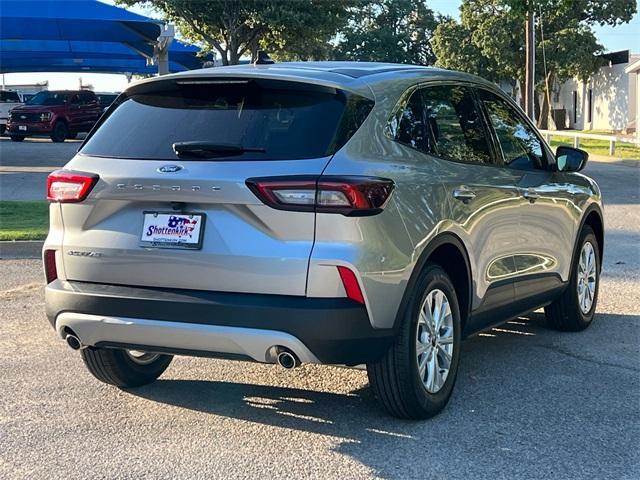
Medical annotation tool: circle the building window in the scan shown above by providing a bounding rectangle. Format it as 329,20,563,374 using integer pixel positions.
587,89,593,123
572,91,578,124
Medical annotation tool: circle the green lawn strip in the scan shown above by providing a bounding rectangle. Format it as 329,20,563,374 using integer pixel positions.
549,136,640,159
0,201,49,241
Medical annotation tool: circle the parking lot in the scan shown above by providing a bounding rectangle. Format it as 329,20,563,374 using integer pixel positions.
1,139,639,479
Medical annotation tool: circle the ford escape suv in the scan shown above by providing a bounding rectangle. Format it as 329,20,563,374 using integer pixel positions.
43,62,603,419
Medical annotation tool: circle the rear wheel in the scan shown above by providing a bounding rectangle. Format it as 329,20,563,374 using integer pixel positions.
367,264,462,419
545,225,600,331
10,135,25,142
50,121,68,142
80,347,172,387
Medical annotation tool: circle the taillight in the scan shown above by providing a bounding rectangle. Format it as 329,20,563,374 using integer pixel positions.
47,170,98,202
44,249,58,283
246,176,394,216
337,266,365,304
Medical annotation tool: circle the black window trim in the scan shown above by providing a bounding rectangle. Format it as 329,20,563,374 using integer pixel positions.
385,80,505,169
473,85,555,171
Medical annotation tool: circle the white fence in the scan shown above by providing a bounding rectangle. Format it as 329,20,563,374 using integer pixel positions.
539,130,640,156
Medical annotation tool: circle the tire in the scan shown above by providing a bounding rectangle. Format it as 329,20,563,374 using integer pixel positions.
545,225,600,331
80,347,173,388
50,121,68,142
10,135,25,142
367,264,462,419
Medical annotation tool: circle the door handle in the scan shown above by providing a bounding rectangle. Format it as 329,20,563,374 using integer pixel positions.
522,189,540,203
453,187,476,203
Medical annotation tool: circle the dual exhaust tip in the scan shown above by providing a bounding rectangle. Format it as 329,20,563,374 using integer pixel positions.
64,333,302,369
275,347,300,369
64,332,85,351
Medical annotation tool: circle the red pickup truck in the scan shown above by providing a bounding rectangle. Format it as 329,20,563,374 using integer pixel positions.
7,90,102,142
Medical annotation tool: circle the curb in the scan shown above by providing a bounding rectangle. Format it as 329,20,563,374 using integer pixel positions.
0,241,44,259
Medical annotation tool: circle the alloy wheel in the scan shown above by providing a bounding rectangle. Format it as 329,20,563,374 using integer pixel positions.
577,241,597,314
416,288,454,393
126,350,161,365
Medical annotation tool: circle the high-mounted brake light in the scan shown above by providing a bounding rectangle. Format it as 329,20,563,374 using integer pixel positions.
246,176,394,216
47,170,98,203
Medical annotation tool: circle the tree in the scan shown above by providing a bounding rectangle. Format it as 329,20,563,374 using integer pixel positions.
117,0,353,65
432,0,637,127
336,0,440,65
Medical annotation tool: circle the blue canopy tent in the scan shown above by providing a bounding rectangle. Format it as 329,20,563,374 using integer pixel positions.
0,39,207,74
0,0,209,74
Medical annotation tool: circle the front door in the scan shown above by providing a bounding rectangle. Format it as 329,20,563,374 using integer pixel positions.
476,88,575,305
405,84,522,320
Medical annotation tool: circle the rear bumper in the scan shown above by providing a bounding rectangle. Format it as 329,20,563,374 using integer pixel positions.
45,280,394,365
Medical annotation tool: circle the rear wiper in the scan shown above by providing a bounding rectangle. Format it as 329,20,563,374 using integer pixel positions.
172,141,266,158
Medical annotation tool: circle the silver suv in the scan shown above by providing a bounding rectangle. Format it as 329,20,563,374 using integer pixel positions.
44,62,603,419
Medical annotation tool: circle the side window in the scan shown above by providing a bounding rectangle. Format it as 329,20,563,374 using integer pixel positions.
80,92,96,105
421,85,492,164
479,90,545,170
70,94,81,105
391,89,428,151
1,91,20,103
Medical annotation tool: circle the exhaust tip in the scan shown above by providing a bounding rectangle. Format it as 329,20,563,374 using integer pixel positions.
276,350,299,369
65,334,82,351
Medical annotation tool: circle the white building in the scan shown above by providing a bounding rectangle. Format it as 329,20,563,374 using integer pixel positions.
625,57,640,138
551,50,639,134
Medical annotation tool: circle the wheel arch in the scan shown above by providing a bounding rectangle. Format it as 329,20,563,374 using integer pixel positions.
393,232,473,331
578,203,604,271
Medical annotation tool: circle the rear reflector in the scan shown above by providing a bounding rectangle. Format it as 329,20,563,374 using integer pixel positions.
47,170,98,202
337,266,365,305
44,250,58,284
246,176,394,216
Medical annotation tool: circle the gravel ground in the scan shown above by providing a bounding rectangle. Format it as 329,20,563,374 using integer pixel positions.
0,159,638,479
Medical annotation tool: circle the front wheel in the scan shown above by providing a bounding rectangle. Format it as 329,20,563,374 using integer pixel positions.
367,264,462,419
10,135,25,142
50,121,68,142
80,347,172,388
545,225,600,331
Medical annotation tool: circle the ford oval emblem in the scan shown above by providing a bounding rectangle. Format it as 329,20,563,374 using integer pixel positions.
157,165,183,173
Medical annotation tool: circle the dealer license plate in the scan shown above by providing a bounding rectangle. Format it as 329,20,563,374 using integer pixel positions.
140,212,205,249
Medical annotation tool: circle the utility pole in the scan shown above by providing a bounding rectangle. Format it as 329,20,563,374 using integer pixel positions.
524,4,535,120
155,24,175,76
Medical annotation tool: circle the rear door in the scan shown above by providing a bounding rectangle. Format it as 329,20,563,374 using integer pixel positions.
59,77,372,296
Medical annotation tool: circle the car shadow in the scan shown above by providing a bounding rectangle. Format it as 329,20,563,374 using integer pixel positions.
129,311,639,479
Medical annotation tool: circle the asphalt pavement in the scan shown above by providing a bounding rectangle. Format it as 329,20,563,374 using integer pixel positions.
0,139,639,479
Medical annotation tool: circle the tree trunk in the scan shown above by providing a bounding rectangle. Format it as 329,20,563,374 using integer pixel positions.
519,80,526,109
536,71,554,130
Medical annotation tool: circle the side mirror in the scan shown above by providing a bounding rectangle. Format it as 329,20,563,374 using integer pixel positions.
556,146,588,172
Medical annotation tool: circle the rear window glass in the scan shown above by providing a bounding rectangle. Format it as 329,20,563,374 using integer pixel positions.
81,79,373,160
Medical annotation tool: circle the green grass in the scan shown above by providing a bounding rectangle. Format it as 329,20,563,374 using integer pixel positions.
548,134,640,159
0,201,49,241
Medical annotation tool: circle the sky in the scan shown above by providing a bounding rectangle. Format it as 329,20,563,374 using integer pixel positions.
3,0,639,92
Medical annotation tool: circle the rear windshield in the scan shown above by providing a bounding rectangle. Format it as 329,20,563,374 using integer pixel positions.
81,78,374,160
